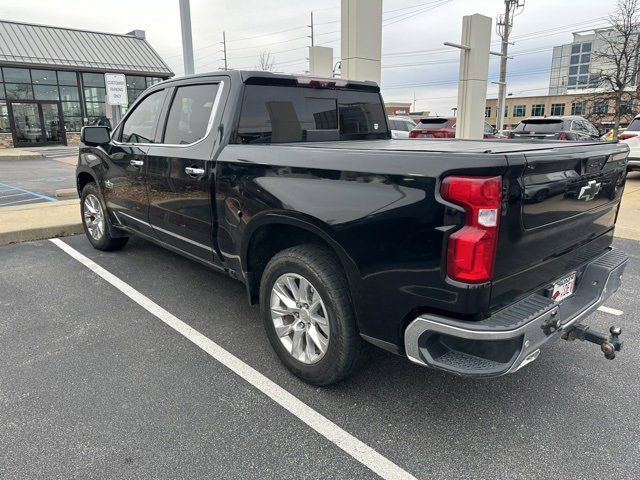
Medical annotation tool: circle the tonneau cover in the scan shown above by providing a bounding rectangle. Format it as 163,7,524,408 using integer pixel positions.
285,138,610,154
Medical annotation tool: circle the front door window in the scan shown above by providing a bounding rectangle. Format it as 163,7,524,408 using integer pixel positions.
12,103,43,145
41,103,63,142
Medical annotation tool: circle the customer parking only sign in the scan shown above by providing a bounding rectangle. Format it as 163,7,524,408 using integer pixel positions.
105,73,128,106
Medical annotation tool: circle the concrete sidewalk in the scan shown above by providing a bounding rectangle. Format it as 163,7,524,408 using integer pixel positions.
0,199,82,245
0,148,44,161
616,177,640,241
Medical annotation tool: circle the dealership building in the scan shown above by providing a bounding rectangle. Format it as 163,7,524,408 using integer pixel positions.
0,19,173,148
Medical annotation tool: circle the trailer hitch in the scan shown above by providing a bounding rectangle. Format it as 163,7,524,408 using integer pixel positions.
562,325,623,360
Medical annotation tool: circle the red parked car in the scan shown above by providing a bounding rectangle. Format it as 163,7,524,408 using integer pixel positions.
409,117,498,139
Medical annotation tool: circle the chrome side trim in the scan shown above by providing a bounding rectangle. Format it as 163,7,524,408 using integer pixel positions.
117,211,214,252
112,80,225,149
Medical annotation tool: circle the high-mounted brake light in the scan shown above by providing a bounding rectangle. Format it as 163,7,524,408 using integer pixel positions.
440,176,502,283
295,76,348,88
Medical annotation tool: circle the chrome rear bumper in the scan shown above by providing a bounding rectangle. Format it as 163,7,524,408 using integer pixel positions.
404,248,628,377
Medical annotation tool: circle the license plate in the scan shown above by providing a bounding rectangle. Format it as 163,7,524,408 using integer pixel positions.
551,273,576,302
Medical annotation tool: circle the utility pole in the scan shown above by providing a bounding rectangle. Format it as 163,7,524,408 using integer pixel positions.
413,92,416,112
221,31,228,70
495,0,525,133
178,0,195,75
308,11,315,47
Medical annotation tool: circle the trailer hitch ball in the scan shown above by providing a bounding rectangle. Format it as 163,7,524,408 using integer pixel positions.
563,324,623,360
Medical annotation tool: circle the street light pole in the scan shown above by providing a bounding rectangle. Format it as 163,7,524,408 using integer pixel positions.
178,0,195,75
221,31,228,70
308,11,315,47
496,0,525,133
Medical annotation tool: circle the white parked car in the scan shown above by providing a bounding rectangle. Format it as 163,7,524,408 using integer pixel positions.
619,115,640,171
388,115,417,139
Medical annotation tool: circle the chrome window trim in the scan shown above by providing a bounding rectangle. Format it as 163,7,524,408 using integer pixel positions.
112,80,225,149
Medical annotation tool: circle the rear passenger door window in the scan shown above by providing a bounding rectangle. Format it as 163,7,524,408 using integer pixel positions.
163,83,220,145
120,90,166,143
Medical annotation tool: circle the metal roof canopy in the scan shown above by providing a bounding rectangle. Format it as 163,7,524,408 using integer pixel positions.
0,19,173,77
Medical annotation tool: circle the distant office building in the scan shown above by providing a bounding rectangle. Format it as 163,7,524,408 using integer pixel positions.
0,20,173,148
485,92,637,131
549,27,638,95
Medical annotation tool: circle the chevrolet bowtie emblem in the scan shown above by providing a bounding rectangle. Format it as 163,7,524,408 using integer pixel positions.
577,180,601,201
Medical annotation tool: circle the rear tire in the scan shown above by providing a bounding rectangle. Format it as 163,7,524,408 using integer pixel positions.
260,244,365,385
80,182,129,251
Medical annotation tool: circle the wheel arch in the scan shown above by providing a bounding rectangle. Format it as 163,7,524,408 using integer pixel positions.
241,213,361,307
76,169,97,195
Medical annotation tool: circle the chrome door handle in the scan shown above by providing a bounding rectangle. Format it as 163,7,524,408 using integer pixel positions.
185,166,205,176
130,159,144,167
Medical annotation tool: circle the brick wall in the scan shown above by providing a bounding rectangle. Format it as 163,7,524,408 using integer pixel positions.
0,133,14,148
66,132,80,147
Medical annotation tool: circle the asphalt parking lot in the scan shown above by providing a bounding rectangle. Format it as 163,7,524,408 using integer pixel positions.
1,234,639,479
0,148,77,206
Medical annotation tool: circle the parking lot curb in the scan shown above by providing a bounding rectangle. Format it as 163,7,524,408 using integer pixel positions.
55,188,78,198
0,199,83,246
0,150,45,161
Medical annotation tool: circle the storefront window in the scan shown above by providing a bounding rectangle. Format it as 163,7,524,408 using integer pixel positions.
82,73,105,87
5,83,33,100
64,117,82,132
3,68,30,83
59,85,80,102
126,76,146,90
31,70,57,85
85,102,106,117
0,102,9,133
61,101,82,116
57,71,78,85
84,87,105,102
34,84,60,101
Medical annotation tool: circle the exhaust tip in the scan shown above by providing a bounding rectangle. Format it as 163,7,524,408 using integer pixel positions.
515,349,540,372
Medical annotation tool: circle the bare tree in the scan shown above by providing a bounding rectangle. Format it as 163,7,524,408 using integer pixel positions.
591,0,640,137
256,51,275,72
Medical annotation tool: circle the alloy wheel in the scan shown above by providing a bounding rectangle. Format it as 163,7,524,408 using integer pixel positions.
83,193,105,241
270,273,330,364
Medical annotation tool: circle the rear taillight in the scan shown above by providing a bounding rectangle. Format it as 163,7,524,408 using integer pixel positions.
440,176,502,283
558,132,569,140
409,130,420,138
618,133,638,140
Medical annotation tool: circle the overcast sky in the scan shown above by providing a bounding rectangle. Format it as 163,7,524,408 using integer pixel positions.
3,0,613,113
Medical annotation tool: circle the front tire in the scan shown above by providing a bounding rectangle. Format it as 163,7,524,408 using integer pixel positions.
260,244,365,385
80,182,129,251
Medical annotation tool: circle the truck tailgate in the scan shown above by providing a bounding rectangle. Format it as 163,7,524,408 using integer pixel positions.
490,142,629,311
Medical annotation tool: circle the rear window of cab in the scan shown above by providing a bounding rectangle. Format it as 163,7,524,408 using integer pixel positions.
235,85,388,144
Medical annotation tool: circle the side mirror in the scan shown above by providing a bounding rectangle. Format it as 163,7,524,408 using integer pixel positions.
81,126,111,146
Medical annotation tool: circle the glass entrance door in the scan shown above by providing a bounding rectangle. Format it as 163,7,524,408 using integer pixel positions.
11,103,43,146
41,103,63,143
9,101,66,147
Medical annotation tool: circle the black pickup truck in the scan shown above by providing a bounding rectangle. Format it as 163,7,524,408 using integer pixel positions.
77,71,629,385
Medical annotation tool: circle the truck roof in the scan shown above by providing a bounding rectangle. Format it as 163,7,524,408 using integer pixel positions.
155,70,380,92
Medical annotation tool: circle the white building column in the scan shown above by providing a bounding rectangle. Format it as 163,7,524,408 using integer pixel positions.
455,14,492,140
309,46,334,77
340,0,382,84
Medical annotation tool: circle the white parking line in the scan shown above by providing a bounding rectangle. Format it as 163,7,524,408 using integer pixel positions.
49,238,417,480
597,306,624,316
